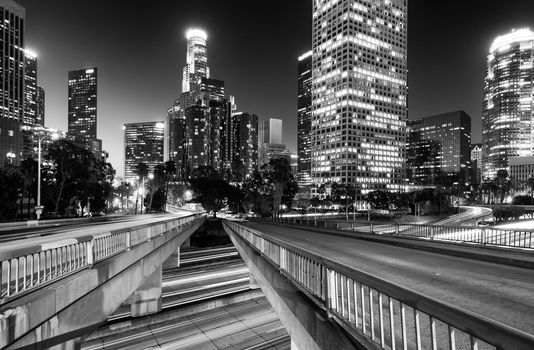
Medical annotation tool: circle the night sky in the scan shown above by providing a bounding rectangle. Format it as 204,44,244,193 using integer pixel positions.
16,0,534,177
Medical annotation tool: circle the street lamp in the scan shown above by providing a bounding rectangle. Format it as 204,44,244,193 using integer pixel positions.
35,133,58,220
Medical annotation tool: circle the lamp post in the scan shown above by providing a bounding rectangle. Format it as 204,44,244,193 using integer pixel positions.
35,133,58,220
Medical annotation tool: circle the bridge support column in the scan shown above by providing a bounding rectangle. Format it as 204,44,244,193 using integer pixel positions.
49,337,83,350
131,264,162,317
163,246,181,269
249,272,260,289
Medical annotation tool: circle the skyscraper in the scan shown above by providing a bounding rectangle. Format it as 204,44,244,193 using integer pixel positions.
258,118,288,166
68,67,98,145
482,28,534,180
311,0,408,196
407,111,471,185
167,100,186,178
182,29,209,94
23,49,38,126
124,121,165,182
0,0,25,165
297,50,312,186
36,85,45,126
231,112,258,182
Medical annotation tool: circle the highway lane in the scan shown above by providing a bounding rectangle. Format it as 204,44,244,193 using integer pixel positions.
244,221,534,336
107,254,249,321
83,296,289,350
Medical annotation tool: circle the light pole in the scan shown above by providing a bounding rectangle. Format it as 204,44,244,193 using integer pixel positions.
35,133,58,220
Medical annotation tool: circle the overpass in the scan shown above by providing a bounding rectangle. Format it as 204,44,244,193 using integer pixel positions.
0,212,205,350
223,218,534,350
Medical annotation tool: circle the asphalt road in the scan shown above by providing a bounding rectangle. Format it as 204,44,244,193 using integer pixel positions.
245,221,534,336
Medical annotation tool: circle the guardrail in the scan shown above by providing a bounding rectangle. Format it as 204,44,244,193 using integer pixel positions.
224,220,534,350
271,217,534,250
0,214,204,302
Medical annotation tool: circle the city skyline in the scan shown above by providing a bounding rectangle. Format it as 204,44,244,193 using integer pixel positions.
16,0,534,176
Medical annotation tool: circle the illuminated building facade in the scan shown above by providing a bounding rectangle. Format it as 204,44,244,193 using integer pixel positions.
36,85,44,126
258,118,286,166
231,112,258,182
311,0,408,195
182,29,209,94
471,143,482,184
124,121,164,182
167,100,186,178
482,28,534,180
509,156,534,183
24,49,38,126
68,67,97,143
406,111,471,185
185,103,210,173
297,50,312,186
0,0,25,165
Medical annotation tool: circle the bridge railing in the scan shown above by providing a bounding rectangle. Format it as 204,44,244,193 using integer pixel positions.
0,214,204,302
271,217,534,250
224,220,534,350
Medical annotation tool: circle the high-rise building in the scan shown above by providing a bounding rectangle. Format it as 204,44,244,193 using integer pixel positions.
297,50,312,186
36,85,45,126
258,118,286,166
406,111,471,185
311,0,408,196
471,143,482,185
0,0,25,165
185,103,210,173
509,156,534,183
24,49,38,126
68,67,98,144
182,29,209,94
124,121,165,182
482,28,534,180
167,100,187,178
231,112,258,182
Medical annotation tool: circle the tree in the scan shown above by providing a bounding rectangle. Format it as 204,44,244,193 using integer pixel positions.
365,190,390,210
260,158,293,217
495,170,510,206
146,164,166,213
19,157,37,219
0,165,23,221
134,162,149,214
190,166,234,217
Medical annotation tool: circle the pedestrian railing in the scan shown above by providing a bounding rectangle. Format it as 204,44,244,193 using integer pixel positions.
0,214,204,302
224,220,534,350
271,217,534,250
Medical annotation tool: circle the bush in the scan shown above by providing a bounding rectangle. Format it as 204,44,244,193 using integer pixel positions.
511,195,534,205
493,206,525,222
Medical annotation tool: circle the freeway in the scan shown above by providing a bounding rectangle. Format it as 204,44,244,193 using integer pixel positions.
243,221,534,336
107,257,250,321
82,247,290,350
432,205,492,225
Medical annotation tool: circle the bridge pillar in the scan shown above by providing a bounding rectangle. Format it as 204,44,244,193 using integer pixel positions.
131,264,162,317
163,246,181,269
50,337,83,350
249,272,260,289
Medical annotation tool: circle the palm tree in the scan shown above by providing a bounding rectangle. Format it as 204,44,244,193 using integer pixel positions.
495,169,509,206
20,157,37,219
134,162,149,214
164,160,177,211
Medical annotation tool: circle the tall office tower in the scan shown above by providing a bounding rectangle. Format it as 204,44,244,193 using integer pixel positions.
182,28,209,94
482,28,534,180
23,49,38,126
167,100,187,179
185,103,210,174
124,121,164,182
36,86,44,126
297,50,312,186
0,0,25,165
68,67,97,143
311,0,408,195
231,112,258,182
471,143,482,184
406,111,471,185
258,118,286,166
